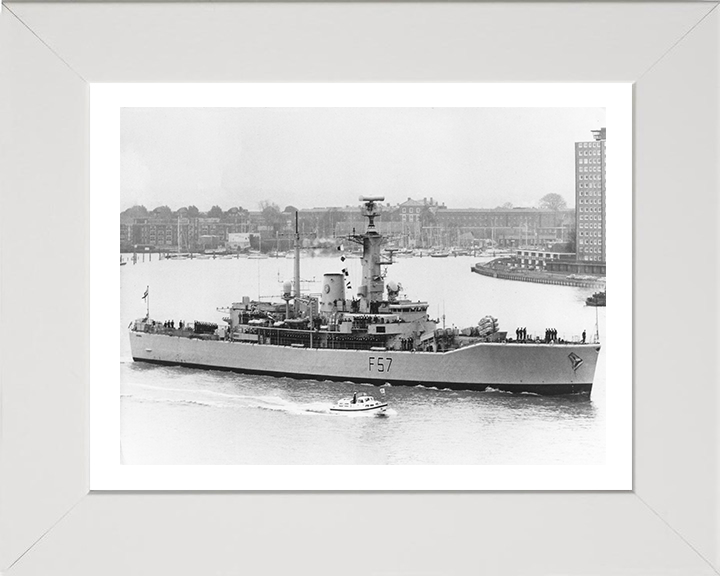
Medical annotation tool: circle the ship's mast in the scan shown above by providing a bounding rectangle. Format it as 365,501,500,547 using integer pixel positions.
143,285,150,319
594,304,600,343
294,211,301,313
348,196,391,309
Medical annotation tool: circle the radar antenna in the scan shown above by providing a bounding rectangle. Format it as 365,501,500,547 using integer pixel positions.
359,196,385,233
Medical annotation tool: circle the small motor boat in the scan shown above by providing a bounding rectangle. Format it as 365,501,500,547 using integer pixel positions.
585,291,606,307
330,391,388,414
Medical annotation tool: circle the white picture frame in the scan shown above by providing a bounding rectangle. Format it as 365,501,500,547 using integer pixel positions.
2,2,719,574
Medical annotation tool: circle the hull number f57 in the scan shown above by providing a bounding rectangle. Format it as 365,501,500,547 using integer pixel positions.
369,356,392,373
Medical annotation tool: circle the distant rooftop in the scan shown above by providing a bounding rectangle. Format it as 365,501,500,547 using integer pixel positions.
591,127,607,141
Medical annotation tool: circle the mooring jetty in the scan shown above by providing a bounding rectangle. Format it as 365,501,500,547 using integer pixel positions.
471,261,605,289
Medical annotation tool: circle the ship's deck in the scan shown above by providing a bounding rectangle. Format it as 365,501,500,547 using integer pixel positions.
131,324,599,351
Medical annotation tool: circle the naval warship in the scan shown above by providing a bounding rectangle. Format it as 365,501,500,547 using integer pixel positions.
129,197,600,395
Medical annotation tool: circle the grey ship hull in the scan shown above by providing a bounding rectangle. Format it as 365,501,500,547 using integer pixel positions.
130,331,600,395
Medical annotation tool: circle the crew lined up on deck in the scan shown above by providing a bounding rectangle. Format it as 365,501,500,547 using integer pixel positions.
545,328,558,343
513,327,587,344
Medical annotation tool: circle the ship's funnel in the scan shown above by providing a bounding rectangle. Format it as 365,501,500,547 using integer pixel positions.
320,273,345,313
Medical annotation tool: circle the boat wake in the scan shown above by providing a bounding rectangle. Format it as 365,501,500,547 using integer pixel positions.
122,382,393,417
330,408,395,418
255,398,334,416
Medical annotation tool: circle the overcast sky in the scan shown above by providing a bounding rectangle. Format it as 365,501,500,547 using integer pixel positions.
121,107,604,212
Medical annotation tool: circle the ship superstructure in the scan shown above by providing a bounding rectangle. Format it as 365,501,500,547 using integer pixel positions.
129,197,601,395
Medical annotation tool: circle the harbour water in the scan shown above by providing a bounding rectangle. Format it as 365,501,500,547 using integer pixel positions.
120,254,606,465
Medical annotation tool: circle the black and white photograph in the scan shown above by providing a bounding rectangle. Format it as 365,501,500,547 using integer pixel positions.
87,84,631,489
119,104,612,466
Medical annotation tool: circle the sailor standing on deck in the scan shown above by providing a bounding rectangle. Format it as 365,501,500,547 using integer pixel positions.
582,330,586,343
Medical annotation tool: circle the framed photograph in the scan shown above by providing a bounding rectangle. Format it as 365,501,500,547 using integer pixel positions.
2,2,718,574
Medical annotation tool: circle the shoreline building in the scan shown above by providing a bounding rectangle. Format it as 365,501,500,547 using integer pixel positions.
434,207,572,248
575,127,606,262
120,208,249,252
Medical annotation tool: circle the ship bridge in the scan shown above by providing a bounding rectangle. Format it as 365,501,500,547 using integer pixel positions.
388,301,429,323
